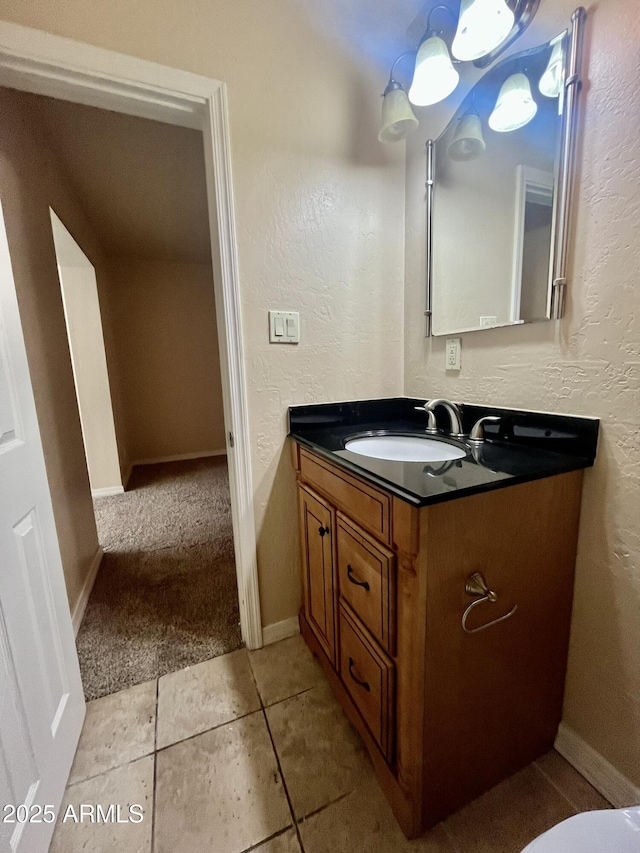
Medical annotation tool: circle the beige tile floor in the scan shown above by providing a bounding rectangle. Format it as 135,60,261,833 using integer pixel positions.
51,635,610,853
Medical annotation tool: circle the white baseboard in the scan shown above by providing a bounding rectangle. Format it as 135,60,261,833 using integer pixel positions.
130,449,227,466
555,722,640,807
71,547,103,636
261,616,300,646
91,485,125,498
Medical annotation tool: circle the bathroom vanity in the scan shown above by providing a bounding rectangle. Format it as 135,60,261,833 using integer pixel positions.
289,398,598,838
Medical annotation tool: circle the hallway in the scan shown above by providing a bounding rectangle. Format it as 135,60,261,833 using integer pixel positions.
76,457,242,700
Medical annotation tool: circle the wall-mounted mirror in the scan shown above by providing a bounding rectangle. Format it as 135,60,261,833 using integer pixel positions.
426,9,585,337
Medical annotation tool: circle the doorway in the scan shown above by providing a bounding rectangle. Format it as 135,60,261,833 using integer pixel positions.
0,23,262,647
0,24,261,845
45,150,245,696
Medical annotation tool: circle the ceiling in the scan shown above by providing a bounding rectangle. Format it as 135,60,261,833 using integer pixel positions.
12,2,441,270
17,89,213,265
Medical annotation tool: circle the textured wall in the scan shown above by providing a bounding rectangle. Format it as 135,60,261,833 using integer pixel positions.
105,258,226,463
405,0,640,784
0,88,110,612
57,262,122,491
0,0,406,626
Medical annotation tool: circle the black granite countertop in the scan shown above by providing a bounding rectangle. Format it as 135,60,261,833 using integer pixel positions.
288,398,599,507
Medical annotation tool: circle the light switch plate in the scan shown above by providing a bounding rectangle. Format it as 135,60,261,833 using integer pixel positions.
445,337,461,371
269,310,299,344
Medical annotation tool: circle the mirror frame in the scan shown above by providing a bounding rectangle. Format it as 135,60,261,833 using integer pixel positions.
424,6,586,337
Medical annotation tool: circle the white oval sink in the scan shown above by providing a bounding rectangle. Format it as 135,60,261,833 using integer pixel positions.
344,435,466,463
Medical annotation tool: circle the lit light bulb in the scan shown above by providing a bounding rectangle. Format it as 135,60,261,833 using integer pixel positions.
408,36,459,107
489,73,537,132
539,39,565,98
448,113,486,161
452,0,515,62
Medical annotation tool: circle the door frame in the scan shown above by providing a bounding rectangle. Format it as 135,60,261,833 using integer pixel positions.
509,164,555,325
0,21,263,648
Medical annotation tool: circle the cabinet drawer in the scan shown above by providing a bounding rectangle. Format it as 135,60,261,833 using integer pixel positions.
299,448,390,544
337,513,395,653
339,601,394,761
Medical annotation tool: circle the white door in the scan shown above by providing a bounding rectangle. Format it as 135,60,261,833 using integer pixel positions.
0,199,85,852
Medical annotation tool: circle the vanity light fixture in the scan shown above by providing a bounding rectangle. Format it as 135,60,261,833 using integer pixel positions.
488,72,537,132
409,34,459,106
447,111,485,160
451,0,514,61
539,37,565,98
378,53,420,143
378,0,540,143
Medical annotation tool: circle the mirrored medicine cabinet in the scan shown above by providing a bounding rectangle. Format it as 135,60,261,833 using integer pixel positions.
425,8,586,337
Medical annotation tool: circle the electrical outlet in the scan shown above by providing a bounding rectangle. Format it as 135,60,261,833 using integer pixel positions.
445,337,461,371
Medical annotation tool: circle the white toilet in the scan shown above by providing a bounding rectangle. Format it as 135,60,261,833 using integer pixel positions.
521,807,640,852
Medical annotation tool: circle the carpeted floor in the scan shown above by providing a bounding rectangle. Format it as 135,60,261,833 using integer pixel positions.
76,457,242,701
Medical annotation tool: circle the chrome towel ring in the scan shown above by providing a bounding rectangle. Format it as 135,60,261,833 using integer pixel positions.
462,572,517,634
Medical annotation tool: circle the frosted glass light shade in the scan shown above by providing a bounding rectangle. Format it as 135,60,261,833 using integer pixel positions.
378,86,418,142
448,113,486,161
408,36,459,107
378,86,419,143
539,40,565,98
451,0,515,61
489,73,538,132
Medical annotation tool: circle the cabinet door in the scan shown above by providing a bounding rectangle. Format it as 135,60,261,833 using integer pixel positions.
299,484,337,665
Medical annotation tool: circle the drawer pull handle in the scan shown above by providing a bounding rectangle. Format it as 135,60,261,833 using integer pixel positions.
462,572,517,634
347,565,370,591
348,657,370,692
318,526,330,537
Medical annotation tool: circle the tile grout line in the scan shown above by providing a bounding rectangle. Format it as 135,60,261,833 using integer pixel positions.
245,638,326,711
262,684,320,710
151,677,159,853
152,652,323,755
247,646,357,847
245,650,267,711
238,825,298,853
262,708,306,852
65,750,156,789
295,790,351,824
154,706,263,754
532,759,583,815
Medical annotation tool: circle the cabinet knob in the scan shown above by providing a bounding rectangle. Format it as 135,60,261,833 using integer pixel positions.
318,526,330,537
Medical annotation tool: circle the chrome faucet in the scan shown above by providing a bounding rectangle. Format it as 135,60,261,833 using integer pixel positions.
413,403,437,433
469,415,501,443
415,398,465,438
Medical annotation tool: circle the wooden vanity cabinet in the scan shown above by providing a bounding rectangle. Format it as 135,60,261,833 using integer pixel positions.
291,442,585,838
